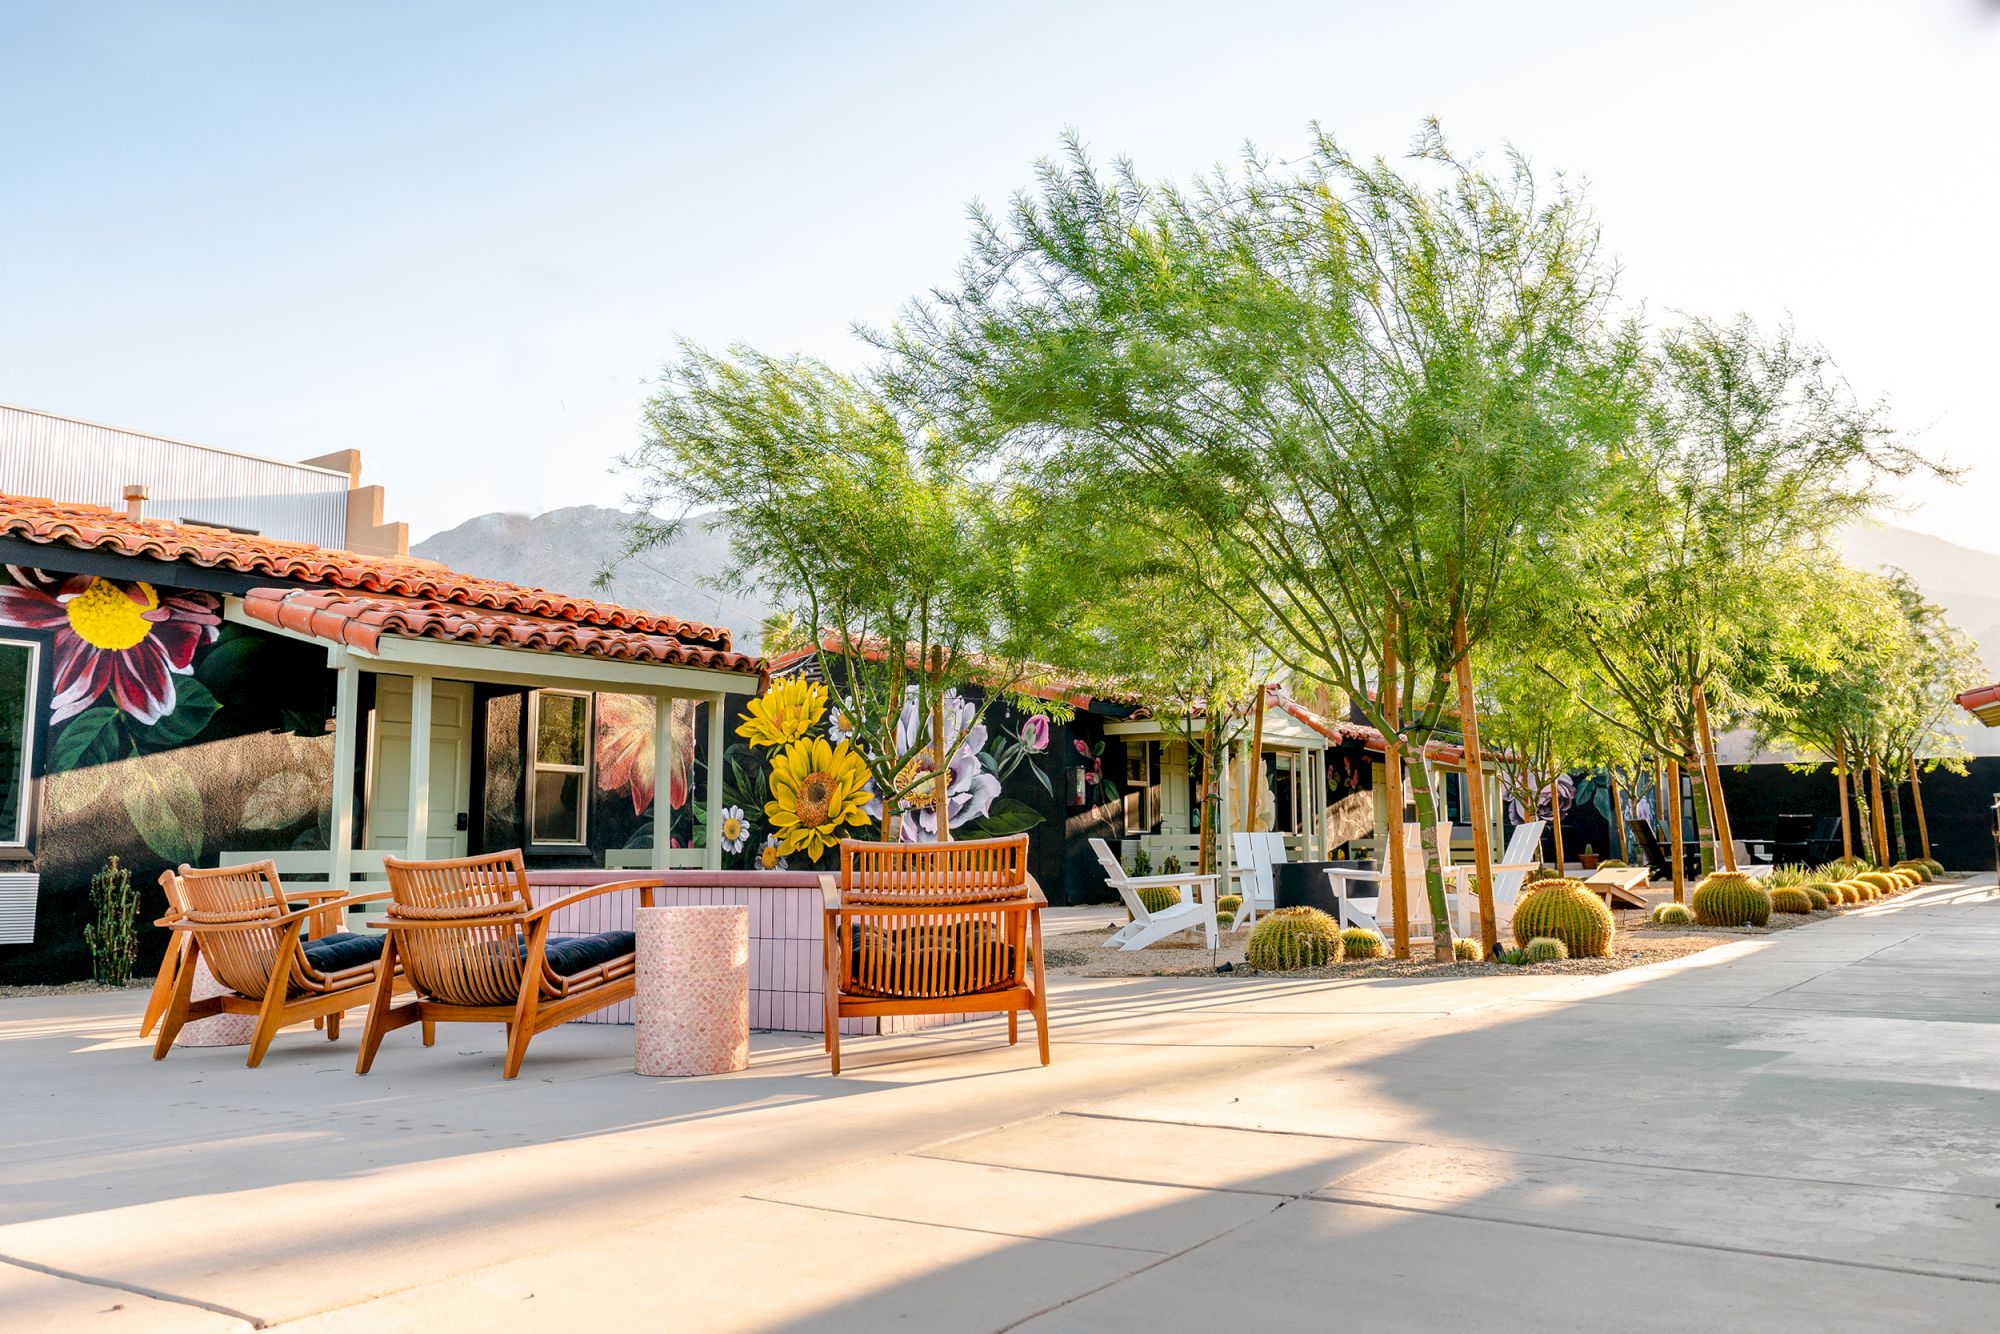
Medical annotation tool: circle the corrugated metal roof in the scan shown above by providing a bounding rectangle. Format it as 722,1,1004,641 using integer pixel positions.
0,403,348,547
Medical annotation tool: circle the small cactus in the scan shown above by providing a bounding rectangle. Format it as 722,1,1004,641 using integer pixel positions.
1453,937,1483,963
1218,893,1243,916
1137,885,1182,916
1923,858,1945,876
1894,861,1932,883
1246,906,1343,971
84,856,139,989
1511,878,1614,957
1597,858,1629,869
1160,855,1183,875
1521,936,1569,964
1652,902,1694,926
1855,872,1897,895
1340,927,1385,959
1522,865,1562,887
1691,872,1772,927
1769,887,1813,915
1803,886,1830,911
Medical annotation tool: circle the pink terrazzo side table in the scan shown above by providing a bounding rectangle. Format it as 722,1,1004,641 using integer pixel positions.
634,905,749,1077
174,955,259,1047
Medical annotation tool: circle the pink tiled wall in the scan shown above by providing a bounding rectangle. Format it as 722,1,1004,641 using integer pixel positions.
530,871,977,1035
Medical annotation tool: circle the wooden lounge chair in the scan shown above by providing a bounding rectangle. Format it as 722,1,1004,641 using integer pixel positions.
821,835,1048,1075
149,861,395,1066
1580,864,1652,908
357,851,656,1079
1090,837,1219,950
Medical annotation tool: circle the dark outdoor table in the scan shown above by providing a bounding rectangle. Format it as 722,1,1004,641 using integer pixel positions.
1275,859,1378,917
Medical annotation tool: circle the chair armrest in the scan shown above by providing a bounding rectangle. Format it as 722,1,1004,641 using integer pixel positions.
820,874,841,911
1118,873,1220,890
367,912,532,930
522,877,665,921
159,904,324,933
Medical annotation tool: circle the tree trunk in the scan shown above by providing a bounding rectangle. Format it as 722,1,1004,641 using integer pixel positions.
1197,720,1216,876
1382,600,1410,959
1909,757,1933,862
1834,734,1853,862
1407,754,1456,960
1452,614,1498,954
1852,764,1877,864
1688,748,1717,878
1665,757,1688,903
1549,777,1567,873
1693,684,1735,872
1246,687,1266,833
1887,773,1908,865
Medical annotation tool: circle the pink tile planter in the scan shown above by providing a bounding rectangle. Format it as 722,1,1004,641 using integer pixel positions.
634,906,748,1077
174,955,259,1048
531,870,983,1036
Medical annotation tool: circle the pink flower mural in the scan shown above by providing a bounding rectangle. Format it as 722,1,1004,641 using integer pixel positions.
594,692,695,815
0,567,219,724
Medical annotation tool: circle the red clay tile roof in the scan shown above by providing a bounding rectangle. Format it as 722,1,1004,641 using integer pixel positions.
0,494,733,649
1956,682,2000,725
239,589,764,678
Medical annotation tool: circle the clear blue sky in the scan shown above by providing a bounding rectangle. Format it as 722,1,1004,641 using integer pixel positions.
3,1,1995,544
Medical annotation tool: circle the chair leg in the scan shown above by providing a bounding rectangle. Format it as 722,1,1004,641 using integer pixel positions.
140,934,188,1038
422,1018,436,1047
502,986,539,1080
355,938,401,1075
325,1009,341,1042
246,985,291,1068
1008,1011,1018,1045
151,938,203,1060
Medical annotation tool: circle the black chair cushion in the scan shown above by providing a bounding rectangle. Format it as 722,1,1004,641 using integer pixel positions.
302,932,385,974
543,931,635,977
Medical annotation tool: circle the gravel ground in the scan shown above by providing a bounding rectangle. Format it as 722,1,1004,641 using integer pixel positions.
0,979,149,999
1043,901,1832,979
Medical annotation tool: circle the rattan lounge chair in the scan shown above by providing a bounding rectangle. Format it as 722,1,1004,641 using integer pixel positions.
148,861,395,1066
821,835,1049,1076
357,851,657,1079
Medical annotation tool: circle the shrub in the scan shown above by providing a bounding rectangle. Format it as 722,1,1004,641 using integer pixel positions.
1804,887,1830,911
1769,887,1813,915
1137,885,1182,916
1247,906,1343,970
1769,863,1817,889
85,856,139,988
1511,878,1615,957
1817,857,1873,880
1341,927,1386,959
1652,902,1694,926
1160,855,1183,875
1499,947,1528,965
1522,936,1569,964
1691,872,1772,927
1597,858,1629,869
1131,848,1152,876
1453,937,1484,963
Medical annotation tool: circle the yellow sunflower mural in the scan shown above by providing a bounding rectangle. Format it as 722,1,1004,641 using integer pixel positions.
736,678,827,748
765,736,873,860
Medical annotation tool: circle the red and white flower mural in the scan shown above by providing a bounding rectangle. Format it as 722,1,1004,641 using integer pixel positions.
0,567,220,724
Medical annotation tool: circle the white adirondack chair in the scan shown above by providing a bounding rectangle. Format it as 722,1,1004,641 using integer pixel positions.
1461,820,1546,939
1328,820,1547,942
1229,831,1289,930
1331,823,1446,941
1090,838,1220,951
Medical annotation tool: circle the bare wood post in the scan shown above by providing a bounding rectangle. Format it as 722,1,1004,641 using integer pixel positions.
1549,780,1567,874
1665,757,1688,903
1451,614,1497,954
1382,601,1410,959
653,695,677,872
930,646,950,841
1607,768,1628,864
704,693,727,870
1909,756,1933,862
1868,753,1891,869
1246,685,1267,832
1834,733,1853,862
1693,684,1736,872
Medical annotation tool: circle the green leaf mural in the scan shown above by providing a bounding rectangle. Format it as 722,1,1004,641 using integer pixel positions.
141,678,221,749
241,771,320,830
50,707,126,772
122,762,204,865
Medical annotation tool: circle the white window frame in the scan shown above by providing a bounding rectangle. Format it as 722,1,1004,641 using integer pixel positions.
0,637,40,849
527,688,592,847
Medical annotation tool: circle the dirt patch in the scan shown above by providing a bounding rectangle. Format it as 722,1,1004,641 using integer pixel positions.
1044,903,1828,980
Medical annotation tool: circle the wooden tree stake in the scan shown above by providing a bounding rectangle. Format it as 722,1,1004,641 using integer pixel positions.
1665,757,1687,903
1382,601,1410,959
1693,684,1736,872
1834,733,1853,862
1909,756,1933,862
1452,613,1498,954
1868,752,1891,869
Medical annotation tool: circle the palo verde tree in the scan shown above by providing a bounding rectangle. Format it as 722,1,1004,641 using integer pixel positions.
895,123,1636,957
1870,570,1981,862
1475,651,1628,873
1555,315,1946,875
623,344,1067,847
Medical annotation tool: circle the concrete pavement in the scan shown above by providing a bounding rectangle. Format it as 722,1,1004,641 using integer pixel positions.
2,880,1994,1331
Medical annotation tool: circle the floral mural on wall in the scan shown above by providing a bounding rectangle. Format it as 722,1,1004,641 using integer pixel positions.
587,673,1062,871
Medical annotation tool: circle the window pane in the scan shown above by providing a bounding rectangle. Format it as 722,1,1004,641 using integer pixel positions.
536,693,588,766
0,644,28,843
531,770,584,844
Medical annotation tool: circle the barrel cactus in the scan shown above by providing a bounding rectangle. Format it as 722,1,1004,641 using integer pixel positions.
1804,886,1830,911
1453,937,1484,963
1691,872,1772,927
1511,878,1615,958
1834,881,1866,903
1856,872,1897,895
1246,907,1343,970
1341,927,1386,959
1652,902,1694,926
1521,936,1569,964
1136,885,1182,916
1522,865,1562,888
1924,858,1945,876
1894,861,1932,883
1218,893,1243,916
1769,887,1813,915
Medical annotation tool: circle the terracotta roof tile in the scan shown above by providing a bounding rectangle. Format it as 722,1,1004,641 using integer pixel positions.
238,589,764,678
0,494,731,648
